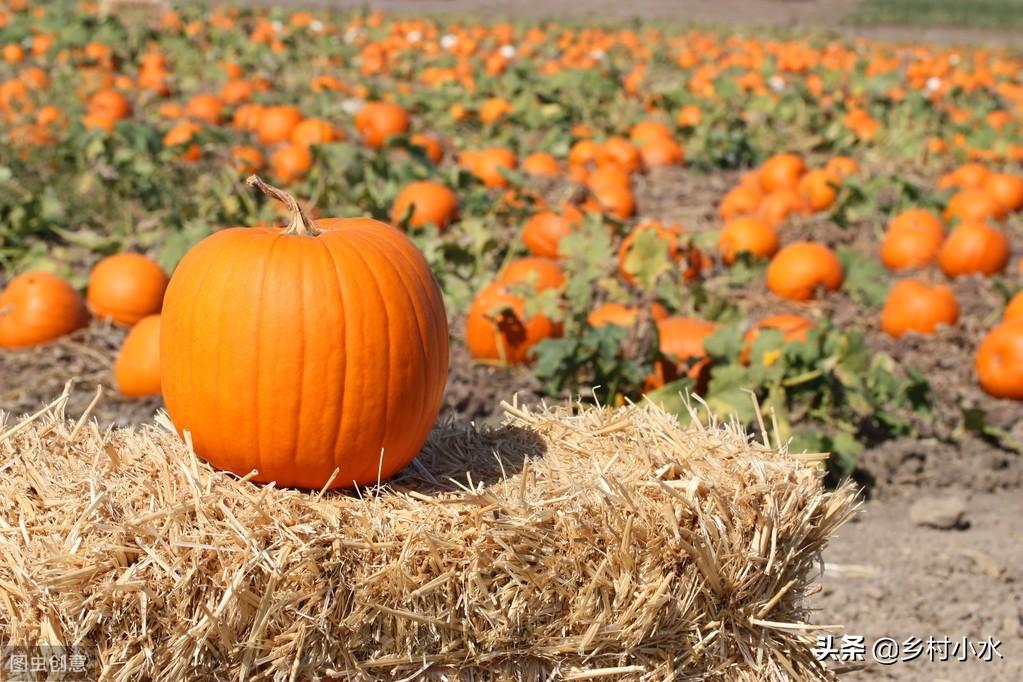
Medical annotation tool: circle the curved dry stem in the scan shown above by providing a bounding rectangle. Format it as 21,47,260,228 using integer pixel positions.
245,175,320,236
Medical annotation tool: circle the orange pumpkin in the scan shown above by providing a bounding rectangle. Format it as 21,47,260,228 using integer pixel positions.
639,136,685,168
163,121,202,162
355,101,410,148
290,117,340,147
759,153,806,193
270,143,313,184
522,211,577,259
256,105,303,145
718,217,779,264
938,222,1010,277
982,173,1023,213
498,257,565,290
390,181,459,230
1004,292,1023,323
185,93,223,124
881,209,945,271
115,314,162,397
588,302,639,328
465,281,560,365
944,188,1006,223
975,320,1023,400
766,242,844,301
462,147,517,188
880,279,959,338
0,271,90,348
521,152,560,177
719,185,762,221
161,177,449,489
648,316,719,390
798,169,838,212
410,133,444,163
758,187,805,227
87,253,168,326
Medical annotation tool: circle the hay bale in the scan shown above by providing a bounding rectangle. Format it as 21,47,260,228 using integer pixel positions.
0,387,858,680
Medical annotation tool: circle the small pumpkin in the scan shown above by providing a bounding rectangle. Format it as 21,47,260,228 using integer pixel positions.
0,271,90,348
718,217,779,264
740,314,815,365
462,147,518,188
880,209,945,271
115,314,161,397
937,222,1010,277
161,176,449,489
521,152,560,177
270,143,313,184
759,153,806,193
719,185,762,221
355,101,410,148
163,121,202,162
290,117,341,147
647,316,719,391
880,279,959,338
256,105,303,145
498,257,565,290
982,173,1023,213
975,320,1023,400
757,187,805,227
766,242,844,301
522,211,577,259
1004,292,1023,323
465,281,561,365
87,253,168,326
390,181,459,230
797,169,838,213
944,188,1006,223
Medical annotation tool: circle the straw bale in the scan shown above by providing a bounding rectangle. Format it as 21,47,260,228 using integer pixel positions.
0,387,859,681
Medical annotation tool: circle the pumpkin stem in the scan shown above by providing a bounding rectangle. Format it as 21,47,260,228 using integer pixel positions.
245,175,320,236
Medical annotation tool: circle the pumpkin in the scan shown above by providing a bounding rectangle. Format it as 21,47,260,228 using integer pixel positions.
937,222,1010,277
161,176,449,489
937,162,989,190
1005,292,1023,323
629,120,673,145
163,121,202,162
410,133,444,163
824,156,859,179
647,316,719,390
718,217,779,264
231,145,264,175
618,221,681,284
256,105,303,145
740,314,814,365
498,257,565,290
87,253,168,326
462,147,517,188
880,279,959,338
598,137,642,174
185,93,223,124
290,117,340,147
521,152,560,177
944,188,1006,223
589,182,636,219
975,320,1023,400
758,187,805,226
588,302,639,328
115,314,162,397
982,173,1023,213
270,144,313,184
465,281,560,365
766,242,844,301
354,101,410,148
390,181,459,230
880,209,945,271
522,211,576,258
87,89,131,121
0,271,90,348
759,153,806,193
639,136,684,168
797,169,838,212
719,185,762,221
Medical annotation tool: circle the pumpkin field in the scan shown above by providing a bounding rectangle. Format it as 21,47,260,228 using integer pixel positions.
1,0,1023,680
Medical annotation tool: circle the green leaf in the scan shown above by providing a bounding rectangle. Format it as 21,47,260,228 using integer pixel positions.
837,246,889,307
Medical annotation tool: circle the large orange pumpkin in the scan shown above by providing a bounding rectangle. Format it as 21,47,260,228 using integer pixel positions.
0,271,90,348
766,242,844,301
256,105,303,145
160,177,449,489
937,222,1010,277
718,217,779,264
390,181,459,230
115,314,162,397
880,279,959,338
87,253,169,326
975,320,1023,400
944,188,1006,223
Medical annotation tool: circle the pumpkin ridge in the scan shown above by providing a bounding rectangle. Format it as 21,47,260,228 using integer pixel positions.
316,235,349,480
358,227,436,463
251,233,279,483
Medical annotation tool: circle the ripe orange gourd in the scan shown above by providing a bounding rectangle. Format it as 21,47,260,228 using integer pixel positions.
975,320,1023,400
589,182,636,219
740,314,814,365
257,105,303,145
88,89,132,121
410,133,444,163
639,136,685,167
719,185,762,221
588,302,639,328
648,316,718,390
270,143,312,184
937,162,989,190
161,177,449,489
499,257,565,290
718,217,779,264
163,121,201,162
231,145,264,175
982,173,1023,213
937,222,1010,277
465,281,561,365
87,253,168,326
522,211,576,258
521,152,560,177
355,101,410,148
1005,292,1023,323
629,120,673,145
0,271,90,348
824,156,859,179
463,147,517,188
390,181,459,230
759,153,806,193
290,118,340,147
880,279,959,338
798,169,838,212
757,187,805,227
944,188,1006,223
880,209,945,271
115,314,162,397
618,222,680,284
766,242,844,301
598,137,642,174
185,93,223,124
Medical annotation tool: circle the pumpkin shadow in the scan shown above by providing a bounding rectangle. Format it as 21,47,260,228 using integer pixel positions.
387,421,548,496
